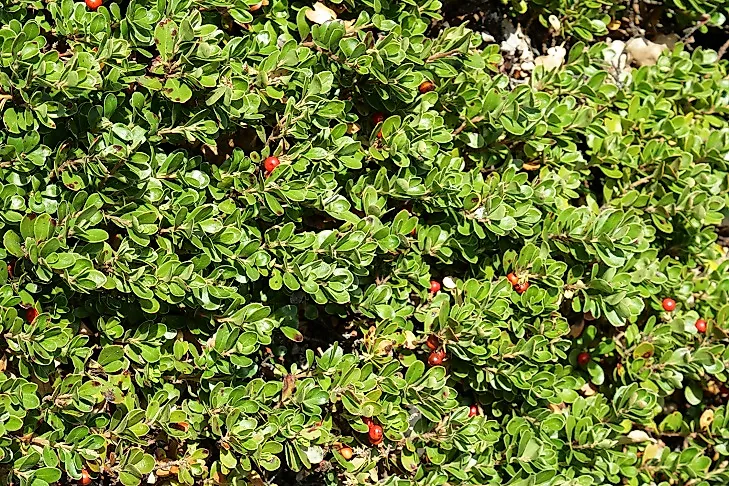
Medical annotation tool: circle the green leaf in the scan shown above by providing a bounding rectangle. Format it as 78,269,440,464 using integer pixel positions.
154,19,178,63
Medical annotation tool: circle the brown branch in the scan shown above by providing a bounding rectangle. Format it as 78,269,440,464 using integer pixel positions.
629,175,653,189
452,115,484,136
718,39,729,60
426,48,463,63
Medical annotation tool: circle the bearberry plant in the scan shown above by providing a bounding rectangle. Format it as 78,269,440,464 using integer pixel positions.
0,0,728,485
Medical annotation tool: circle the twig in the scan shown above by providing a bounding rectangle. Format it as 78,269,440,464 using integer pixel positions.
680,14,710,43
629,175,653,189
426,48,462,63
452,115,484,136
718,39,729,60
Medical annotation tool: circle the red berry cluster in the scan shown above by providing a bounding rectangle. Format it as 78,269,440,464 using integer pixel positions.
426,334,446,366
363,417,383,445
507,273,529,294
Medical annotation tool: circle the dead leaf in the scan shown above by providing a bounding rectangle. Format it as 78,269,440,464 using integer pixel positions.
282,374,296,402
626,430,654,443
375,339,393,356
569,318,585,338
402,330,418,350
548,402,566,413
548,15,561,33
249,0,268,11
701,409,715,430
305,2,337,24
534,46,566,71
642,443,664,465
580,382,596,396
249,472,266,486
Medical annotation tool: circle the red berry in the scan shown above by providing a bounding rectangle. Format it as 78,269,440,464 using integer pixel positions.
696,319,707,333
507,273,519,285
515,282,530,294
7,262,13,278
25,307,38,323
85,0,101,9
428,352,443,366
362,417,373,426
662,298,676,312
426,335,439,350
577,352,590,367
429,280,441,293
371,112,385,124
368,424,383,443
80,469,92,486
263,156,280,173
418,81,435,94
468,405,479,417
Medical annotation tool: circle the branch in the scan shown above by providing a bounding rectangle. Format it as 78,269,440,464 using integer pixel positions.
426,48,463,63
452,115,484,135
718,39,729,60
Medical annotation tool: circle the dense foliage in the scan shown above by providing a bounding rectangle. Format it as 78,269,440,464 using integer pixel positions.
1,0,729,484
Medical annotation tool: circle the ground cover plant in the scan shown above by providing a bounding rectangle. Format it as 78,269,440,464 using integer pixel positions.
1,0,729,484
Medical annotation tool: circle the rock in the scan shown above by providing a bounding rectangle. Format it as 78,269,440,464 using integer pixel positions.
626,37,668,66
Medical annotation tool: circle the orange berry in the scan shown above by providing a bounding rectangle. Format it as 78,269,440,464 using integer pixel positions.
418,81,435,94
507,273,519,285
515,282,529,294
339,446,353,460
80,469,92,486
